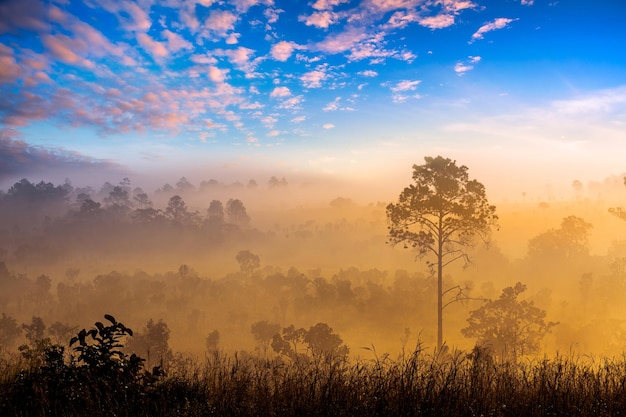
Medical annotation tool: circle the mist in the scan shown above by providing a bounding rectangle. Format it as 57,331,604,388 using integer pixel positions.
1,168,626,361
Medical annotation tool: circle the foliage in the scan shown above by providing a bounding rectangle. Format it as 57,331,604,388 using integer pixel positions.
236,250,261,275
5,341,626,416
387,156,498,348
462,282,558,361
251,320,280,355
271,322,349,362
0,313,21,350
527,215,593,259
125,318,173,368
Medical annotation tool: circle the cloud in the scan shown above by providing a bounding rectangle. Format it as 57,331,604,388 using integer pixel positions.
312,0,350,10
218,46,260,74
137,33,169,60
300,11,340,28
323,97,341,111
0,45,22,84
203,9,238,39
270,86,292,97
0,130,123,183
315,28,366,54
163,29,193,53
359,70,378,77
551,87,626,115
0,0,49,33
207,66,228,83
455,55,481,75
278,95,304,109
418,14,455,29
390,80,421,92
322,123,335,129
471,18,517,42
42,34,95,68
270,41,302,61
301,69,327,88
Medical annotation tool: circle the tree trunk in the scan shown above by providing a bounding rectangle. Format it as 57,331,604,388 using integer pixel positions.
437,217,443,350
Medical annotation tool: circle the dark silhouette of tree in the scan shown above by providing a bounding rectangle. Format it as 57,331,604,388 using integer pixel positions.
462,282,557,362
132,187,153,209
304,322,349,361
204,200,225,233
22,316,46,346
176,177,195,193
236,250,260,275
251,320,280,355
247,179,258,189
165,195,194,226
271,323,348,362
0,313,21,350
268,176,288,188
271,325,307,361
527,215,593,260
205,330,220,351
126,319,173,368
386,156,498,349
226,198,250,228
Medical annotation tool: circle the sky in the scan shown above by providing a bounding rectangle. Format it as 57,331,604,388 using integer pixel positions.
1,0,626,200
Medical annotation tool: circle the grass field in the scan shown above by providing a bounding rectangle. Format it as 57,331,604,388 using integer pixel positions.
3,340,626,417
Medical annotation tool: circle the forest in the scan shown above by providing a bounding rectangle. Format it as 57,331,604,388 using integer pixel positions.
2,158,626,416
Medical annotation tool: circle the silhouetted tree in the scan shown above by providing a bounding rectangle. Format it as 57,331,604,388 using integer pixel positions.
387,156,498,349
304,322,349,361
251,320,280,355
205,330,220,352
268,176,288,188
527,215,593,260
126,319,173,368
0,313,21,350
271,325,307,361
165,195,194,227
226,198,250,228
236,250,260,275
462,282,557,361
204,200,225,234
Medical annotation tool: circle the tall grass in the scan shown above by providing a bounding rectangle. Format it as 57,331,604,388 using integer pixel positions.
3,346,626,416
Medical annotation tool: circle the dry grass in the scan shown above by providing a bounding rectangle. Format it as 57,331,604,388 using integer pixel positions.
4,345,626,416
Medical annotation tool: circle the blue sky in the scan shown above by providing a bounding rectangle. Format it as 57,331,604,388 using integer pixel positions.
1,0,625,199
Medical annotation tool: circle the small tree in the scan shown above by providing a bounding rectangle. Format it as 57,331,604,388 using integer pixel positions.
251,320,280,355
304,322,349,361
387,156,498,349
236,250,261,275
461,282,557,361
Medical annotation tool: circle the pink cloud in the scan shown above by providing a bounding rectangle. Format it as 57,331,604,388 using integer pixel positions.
0,0,49,33
418,14,455,29
270,86,291,97
204,10,238,37
208,66,228,83
42,34,95,68
0,46,22,84
163,29,192,53
137,33,169,60
270,41,301,61
471,17,517,42
300,11,339,29
316,28,366,54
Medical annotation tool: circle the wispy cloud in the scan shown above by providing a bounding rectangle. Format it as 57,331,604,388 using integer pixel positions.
470,18,518,42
